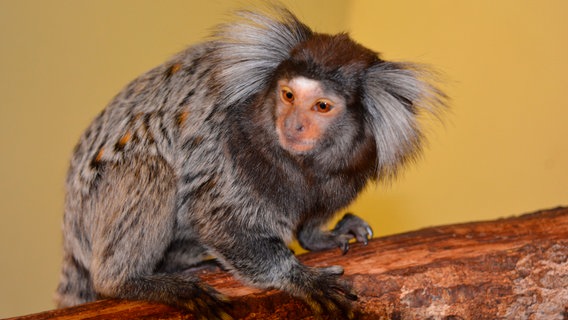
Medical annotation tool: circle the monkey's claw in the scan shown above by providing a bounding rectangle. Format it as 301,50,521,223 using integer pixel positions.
332,213,373,254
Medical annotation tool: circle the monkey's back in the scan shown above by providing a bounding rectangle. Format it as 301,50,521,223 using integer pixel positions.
67,43,217,186
57,43,230,305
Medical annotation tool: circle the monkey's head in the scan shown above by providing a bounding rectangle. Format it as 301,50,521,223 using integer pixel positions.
213,7,446,181
272,34,378,157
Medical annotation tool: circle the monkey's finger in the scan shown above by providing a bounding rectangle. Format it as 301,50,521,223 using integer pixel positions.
331,286,358,301
331,234,353,254
307,292,352,320
189,284,233,319
319,265,344,276
214,308,234,320
353,225,374,245
366,226,374,239
340,241,350,255
329,279,358,301
321,270,357,301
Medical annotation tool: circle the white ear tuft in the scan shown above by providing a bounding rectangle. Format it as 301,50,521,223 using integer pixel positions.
208,6,313,108
363,62,448,181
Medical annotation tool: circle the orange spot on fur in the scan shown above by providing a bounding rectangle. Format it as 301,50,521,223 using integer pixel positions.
95,148,104,162
118,131,132,146
169,63,182,75
177,111,189,126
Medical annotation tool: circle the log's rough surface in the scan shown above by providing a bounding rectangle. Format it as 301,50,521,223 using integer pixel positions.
7,207,568,320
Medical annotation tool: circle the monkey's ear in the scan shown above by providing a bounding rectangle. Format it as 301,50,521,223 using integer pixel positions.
208,6,313,108
362,62,447,181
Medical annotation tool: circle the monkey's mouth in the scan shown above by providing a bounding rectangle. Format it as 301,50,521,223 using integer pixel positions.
278,132,316,154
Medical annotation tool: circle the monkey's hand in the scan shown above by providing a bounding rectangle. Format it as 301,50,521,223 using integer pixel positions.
288,265,357,319
210,230,358,318
298,213,373,254
331,213,374,254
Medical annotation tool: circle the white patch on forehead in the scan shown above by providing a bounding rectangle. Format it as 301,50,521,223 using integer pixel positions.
287,77,324,93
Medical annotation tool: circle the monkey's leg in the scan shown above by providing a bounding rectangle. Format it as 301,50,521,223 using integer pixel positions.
297,213,373,254
210,232,357,318
89,155,229,318
56,252,97,307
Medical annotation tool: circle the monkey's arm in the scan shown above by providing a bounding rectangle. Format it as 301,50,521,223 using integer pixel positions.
297,213,373,254
204,221,357,318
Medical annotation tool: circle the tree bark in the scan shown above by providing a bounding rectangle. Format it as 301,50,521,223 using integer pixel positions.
8,207,568,320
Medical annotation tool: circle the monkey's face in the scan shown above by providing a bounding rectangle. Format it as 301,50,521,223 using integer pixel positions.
274,77,346,154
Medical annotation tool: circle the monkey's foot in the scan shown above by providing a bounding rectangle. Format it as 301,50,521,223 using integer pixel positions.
177,283,233,320
293,265,357,319
332,213,374,254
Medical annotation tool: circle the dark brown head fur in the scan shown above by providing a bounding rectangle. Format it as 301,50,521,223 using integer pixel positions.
276,34,380,103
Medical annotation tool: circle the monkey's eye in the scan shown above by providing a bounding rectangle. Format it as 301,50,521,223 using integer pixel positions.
314,100,333,113
281,88,295,104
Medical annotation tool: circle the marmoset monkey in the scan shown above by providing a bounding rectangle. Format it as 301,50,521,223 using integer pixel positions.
56,5,446,319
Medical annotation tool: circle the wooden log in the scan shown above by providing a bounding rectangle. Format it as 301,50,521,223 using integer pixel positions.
8,207,568,320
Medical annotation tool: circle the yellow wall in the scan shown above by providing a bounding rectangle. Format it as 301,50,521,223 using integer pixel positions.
0,0,566,317
347,0,568,233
